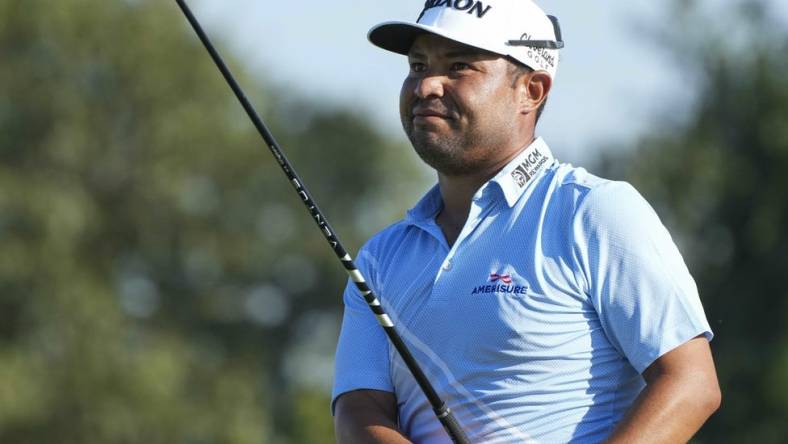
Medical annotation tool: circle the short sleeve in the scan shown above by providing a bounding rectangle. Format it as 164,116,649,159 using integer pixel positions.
331,248,393,413
572,182,713,374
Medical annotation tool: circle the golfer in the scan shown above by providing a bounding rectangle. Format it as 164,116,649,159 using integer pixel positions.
333,0,720,442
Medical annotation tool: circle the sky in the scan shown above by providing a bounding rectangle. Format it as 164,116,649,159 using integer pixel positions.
187,0,788,164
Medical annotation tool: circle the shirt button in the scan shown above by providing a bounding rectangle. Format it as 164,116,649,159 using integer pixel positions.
442,259,452,271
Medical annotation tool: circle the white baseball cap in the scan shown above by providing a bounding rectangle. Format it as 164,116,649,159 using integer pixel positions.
368,0,564,78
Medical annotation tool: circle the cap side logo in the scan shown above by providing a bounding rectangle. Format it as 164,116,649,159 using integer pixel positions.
418,0,493,22
516,32,557,69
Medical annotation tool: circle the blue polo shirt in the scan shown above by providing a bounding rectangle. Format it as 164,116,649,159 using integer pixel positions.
332,138,712,443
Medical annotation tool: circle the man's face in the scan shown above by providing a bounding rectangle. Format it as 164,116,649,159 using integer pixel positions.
400,34,524,176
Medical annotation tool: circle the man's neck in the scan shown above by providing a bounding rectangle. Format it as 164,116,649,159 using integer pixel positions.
435,174,480,247
435,137,535,246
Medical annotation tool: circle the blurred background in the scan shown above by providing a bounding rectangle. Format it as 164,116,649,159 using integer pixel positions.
0,0,786,442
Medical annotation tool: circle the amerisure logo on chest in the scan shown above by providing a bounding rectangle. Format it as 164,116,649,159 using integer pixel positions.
471,272,529,295
417,0,493,21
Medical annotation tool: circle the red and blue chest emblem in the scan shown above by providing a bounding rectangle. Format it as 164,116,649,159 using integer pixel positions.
470,272,529,295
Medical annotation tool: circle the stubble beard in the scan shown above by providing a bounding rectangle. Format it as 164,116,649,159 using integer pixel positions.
403,119,484,176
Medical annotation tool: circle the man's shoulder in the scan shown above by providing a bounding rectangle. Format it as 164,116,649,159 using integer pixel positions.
552,162,618,193
549,163,661,234
541,162,656,228
546,163,635,207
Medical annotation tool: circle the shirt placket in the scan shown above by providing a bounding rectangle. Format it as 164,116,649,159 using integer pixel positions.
432,192,495,301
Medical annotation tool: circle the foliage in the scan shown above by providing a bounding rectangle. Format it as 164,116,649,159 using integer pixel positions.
595,1,788,442
0,0,422,442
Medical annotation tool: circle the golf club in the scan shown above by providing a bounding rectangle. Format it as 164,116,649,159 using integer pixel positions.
174,1,471,442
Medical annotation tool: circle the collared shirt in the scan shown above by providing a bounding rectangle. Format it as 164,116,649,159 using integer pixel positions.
332,138,712,443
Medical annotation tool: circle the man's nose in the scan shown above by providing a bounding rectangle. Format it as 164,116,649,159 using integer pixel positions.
413,74,445,99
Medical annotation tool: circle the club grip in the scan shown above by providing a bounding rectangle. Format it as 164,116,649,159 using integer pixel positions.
435,403,471,444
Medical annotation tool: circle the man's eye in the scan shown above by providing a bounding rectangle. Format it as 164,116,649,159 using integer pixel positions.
451,62,471,71
410,63,426,73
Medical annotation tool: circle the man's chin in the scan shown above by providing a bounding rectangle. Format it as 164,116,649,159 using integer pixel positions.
411,141,477,176
408,130,440,148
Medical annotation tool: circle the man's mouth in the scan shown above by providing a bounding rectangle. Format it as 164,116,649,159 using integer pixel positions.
412,107,453,122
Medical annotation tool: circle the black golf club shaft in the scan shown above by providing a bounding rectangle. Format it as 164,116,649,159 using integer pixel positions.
174,1,470,442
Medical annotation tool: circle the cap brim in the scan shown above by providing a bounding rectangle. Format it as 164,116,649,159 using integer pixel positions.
368,21,449,55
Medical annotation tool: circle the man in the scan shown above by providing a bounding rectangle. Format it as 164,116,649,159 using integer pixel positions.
333,0,721,442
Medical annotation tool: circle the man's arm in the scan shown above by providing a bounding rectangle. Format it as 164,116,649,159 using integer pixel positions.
605,336,721,443
334,389,411,444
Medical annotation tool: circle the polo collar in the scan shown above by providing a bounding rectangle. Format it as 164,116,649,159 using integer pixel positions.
405,184,443,225
490,137,556,208
405,137,556,224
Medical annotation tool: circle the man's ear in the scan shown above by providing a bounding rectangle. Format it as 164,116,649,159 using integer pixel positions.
517,71,552,115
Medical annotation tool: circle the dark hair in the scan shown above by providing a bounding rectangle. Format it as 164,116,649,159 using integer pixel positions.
508,60,548,123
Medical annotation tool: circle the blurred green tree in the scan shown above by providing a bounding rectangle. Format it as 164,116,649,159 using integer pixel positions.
0,0,424,442
596,1,788,442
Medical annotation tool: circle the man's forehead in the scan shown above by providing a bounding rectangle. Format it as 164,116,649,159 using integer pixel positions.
407,33,499,59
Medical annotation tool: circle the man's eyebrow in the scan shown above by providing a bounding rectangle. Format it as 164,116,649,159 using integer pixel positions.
444,50,486,59
408,49,490,60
